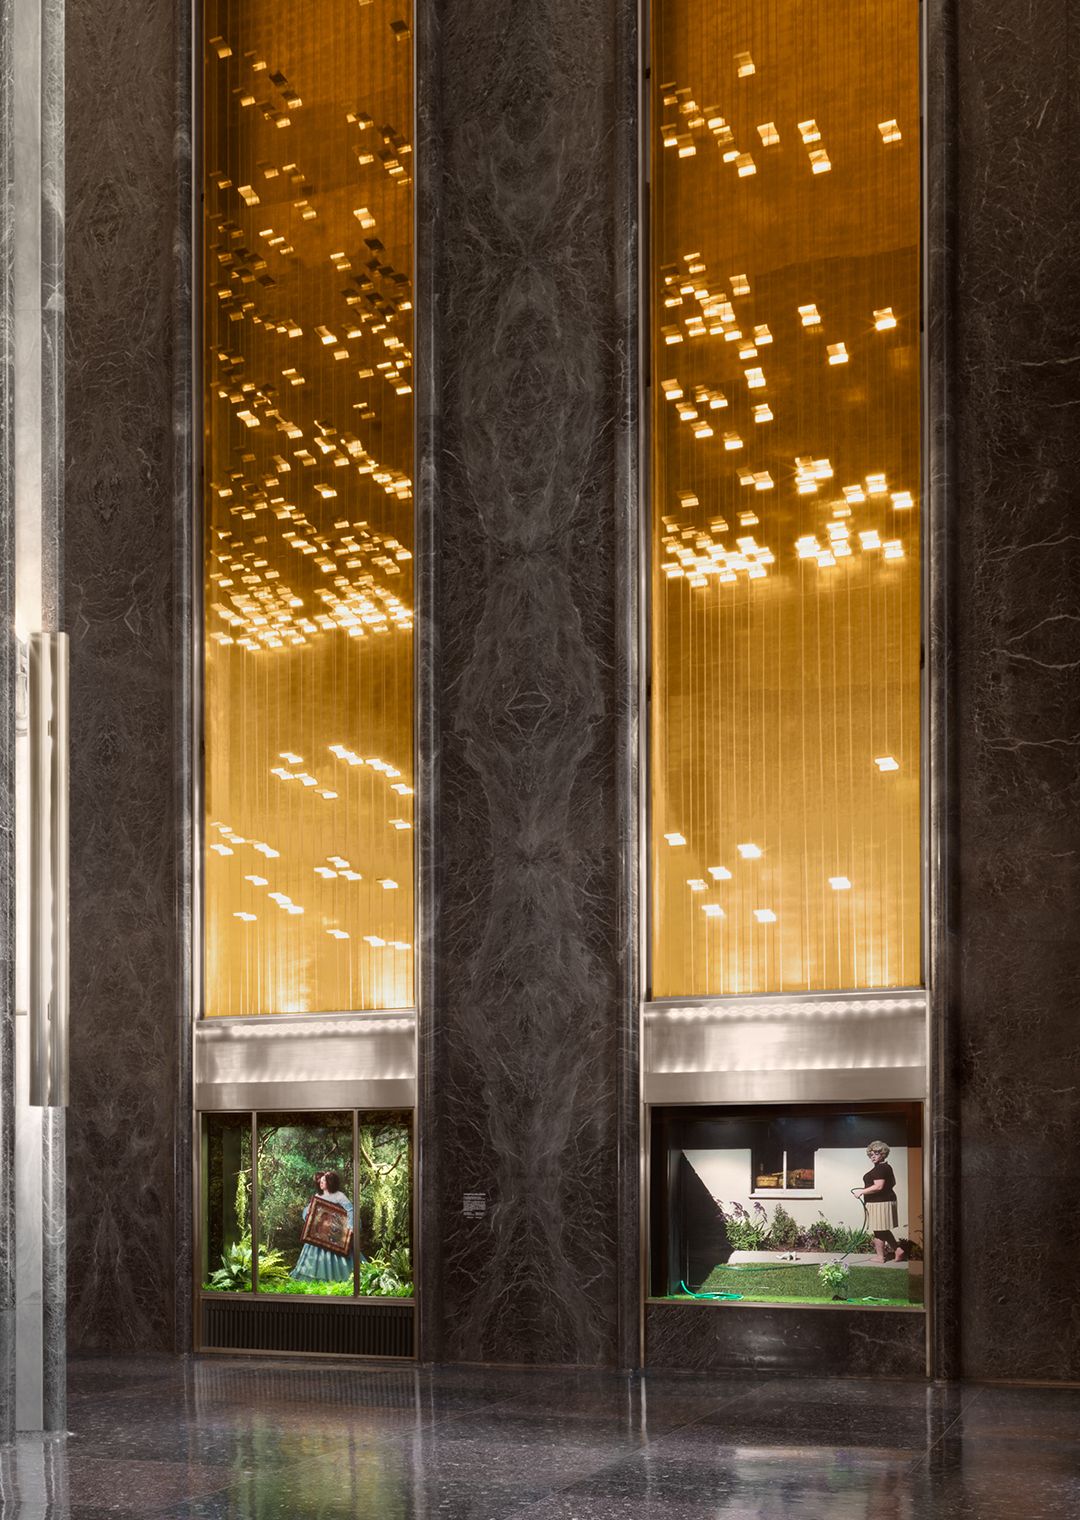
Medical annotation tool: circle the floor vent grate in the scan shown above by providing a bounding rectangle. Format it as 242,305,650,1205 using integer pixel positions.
201,1297,414,1358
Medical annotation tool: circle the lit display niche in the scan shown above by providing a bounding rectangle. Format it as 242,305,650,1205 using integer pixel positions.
651,1,921,998
202,1,414,1016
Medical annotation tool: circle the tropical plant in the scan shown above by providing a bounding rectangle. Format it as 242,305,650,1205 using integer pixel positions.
358,1256,413,1298
818,1261,850,1297
206,1237,291,1293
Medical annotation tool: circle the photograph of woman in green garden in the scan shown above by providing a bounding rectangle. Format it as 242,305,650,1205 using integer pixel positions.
291,1170,357,1285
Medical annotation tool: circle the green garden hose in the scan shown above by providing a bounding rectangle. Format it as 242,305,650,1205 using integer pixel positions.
678,1279,742,1300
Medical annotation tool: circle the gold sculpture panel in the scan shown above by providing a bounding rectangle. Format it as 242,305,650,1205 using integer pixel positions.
651,1,921,996
202,0,414,1015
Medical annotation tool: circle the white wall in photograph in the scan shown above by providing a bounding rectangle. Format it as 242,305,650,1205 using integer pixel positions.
684,1147,911,1234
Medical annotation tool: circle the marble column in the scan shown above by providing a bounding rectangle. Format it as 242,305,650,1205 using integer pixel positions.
63,0,188,1353
417,0,640,1368
947,0,1080,1382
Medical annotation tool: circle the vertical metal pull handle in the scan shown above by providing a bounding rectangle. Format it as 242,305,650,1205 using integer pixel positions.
29,632,69,1108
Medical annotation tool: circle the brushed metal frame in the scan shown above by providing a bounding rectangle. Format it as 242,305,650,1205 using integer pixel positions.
28,631,68,1108
638,0,934,1371
188,3,424,1352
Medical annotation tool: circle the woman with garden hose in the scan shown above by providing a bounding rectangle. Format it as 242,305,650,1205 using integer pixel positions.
852,1141,905,1264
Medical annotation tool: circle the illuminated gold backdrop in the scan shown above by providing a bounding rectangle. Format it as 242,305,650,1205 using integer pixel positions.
203,0,414,1015
651,1,921,997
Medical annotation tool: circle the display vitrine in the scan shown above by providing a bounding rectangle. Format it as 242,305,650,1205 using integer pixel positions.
650,1103,924,1310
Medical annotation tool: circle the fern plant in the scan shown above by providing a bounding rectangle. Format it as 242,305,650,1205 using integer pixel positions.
206,1238,291,1293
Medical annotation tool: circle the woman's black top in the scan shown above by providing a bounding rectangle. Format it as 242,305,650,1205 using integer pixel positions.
862,1161,897,1201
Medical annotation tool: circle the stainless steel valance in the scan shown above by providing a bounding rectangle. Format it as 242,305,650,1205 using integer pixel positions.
645,991,927,1104
195,1010,416,1110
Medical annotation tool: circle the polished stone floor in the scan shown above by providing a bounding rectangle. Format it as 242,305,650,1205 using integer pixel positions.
1,1355,1079,1518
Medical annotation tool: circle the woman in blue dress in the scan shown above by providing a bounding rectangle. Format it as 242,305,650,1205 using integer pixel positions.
291,1170,355,1285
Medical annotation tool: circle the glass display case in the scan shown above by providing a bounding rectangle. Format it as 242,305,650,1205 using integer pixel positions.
200,1109,412,1302
650,1102,924,1309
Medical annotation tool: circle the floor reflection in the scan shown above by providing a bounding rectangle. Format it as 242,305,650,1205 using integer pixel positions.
0,1357,1077,1518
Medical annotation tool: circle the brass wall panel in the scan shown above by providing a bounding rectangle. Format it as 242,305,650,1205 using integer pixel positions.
202,1,414,1014
650,0,921,997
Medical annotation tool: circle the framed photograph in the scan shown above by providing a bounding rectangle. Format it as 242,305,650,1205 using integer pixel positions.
300,1196,353,1257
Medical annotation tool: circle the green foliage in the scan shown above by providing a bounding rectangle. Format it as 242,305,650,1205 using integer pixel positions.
691,1261,919,1307
722,1204,873,1256
802,1215,871,1253
722,1200,771,1250
205,1238,290,1293
235,1164,249,1237
255,1117,353,1257
818,1261,851,1296
358,1256,413,1298
252,1114,411,1266
259,1277,353,1297
358,1122,411,1260
771,1205,799,1249
205,1240,412,1300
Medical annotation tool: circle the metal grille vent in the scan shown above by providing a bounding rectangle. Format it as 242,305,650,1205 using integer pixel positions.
201,1297,414,1359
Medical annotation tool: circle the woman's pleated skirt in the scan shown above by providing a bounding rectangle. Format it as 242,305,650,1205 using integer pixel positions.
866,1200,899,1232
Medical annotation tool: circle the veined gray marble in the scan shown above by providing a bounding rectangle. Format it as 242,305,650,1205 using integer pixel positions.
169,0,194,1363
947,0,1080,1381
417,0,640,1368
924,0,960,1384
64,0,182,1351
646,1303,927,1379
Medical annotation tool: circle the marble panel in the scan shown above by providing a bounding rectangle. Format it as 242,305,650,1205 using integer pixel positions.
949,0,1080,1381
645,1303,927,1379
924,0,960,1386
63,0,183,1351
417,0,639,1368
168,0,194,1365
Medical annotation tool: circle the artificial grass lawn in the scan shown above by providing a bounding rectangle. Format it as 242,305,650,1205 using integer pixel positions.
664,1262,924,1308
202,1277,351,1296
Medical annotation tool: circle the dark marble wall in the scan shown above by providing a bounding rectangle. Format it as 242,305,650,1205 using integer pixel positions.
417,0,639,1368
53,0,1080,1386
646,1304,926,1379
63,0,186,1351
947,0,1080,1382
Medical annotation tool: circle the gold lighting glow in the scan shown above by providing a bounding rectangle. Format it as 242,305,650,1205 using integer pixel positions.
203,0,414,1015
651,1,921,996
